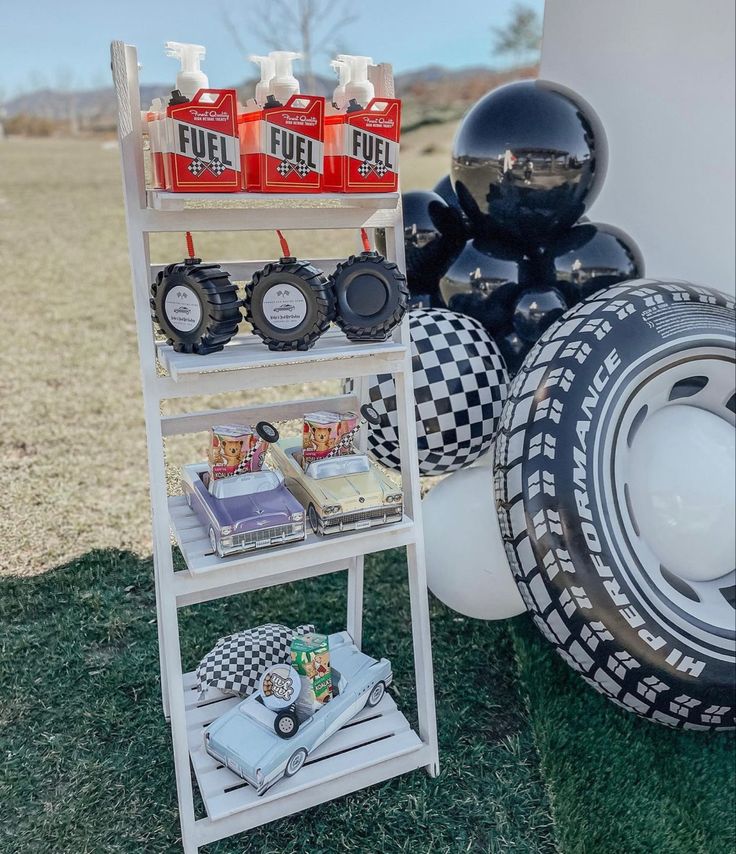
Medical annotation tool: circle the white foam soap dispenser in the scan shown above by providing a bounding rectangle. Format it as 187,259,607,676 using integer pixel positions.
268,51,302,104
343,55,375,109
330,56,350,110
165,41,208,100
250,54,275,107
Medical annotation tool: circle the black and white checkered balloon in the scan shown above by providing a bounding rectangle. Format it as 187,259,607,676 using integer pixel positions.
360,308,509,475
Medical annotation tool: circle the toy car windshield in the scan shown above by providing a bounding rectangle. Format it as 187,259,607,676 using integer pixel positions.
209,469,284,499
305,454,370,480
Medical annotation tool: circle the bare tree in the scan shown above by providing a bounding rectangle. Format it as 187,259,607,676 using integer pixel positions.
222,0,359,93
492,3,542,67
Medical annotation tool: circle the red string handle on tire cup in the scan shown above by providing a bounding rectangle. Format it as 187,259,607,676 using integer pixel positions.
360,228,372,253
185,231,196,260
276,229,291,258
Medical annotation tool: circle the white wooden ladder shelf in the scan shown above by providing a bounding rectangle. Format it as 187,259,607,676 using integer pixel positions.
111,41,439,854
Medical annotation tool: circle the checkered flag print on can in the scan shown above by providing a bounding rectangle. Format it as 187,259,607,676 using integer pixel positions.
208,157,226,176
277,159,294,177
234,441,261,475
195,623,314,701
346,308,510,476
294,159,311,178
357,160,373,178
324,426,359,458
188,158,208,176
373,161,388,177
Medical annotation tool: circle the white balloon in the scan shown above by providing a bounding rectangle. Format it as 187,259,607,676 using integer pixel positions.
422,465,525,619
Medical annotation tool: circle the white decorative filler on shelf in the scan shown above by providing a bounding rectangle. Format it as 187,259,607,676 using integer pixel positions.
112,40,438,854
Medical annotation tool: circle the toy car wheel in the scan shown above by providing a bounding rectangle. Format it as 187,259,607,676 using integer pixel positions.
256,421,280,444
366,681,386,708
495,280,736,728
284,748,308,777
274,709,300,739
208,527,221,558
331,251,410,342
245,258,335,351
150,260,241,355
360,403,381,426
307,504,320,535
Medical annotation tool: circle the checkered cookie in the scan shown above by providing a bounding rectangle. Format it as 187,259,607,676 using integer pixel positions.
195,623,314,701
347,308,509,476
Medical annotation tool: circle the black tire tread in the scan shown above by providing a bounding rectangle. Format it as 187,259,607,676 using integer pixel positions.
495,280,736,730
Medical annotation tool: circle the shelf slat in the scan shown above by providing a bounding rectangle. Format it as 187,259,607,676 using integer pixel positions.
155,329,405,398
169,496,416,606
179,670,423,831
148,190,400,211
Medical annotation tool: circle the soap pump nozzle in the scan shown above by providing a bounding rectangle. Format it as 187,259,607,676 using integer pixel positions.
343,55,375,109
269,51,302,103
330,57,350,110
249,54,275,107
165,41,208,100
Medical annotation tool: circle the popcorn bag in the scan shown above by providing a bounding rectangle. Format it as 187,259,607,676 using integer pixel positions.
290,632,333,715
208,425,267,479
302,411,358,468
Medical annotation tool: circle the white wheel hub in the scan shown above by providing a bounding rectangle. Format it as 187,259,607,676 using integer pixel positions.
612,351,736,636
628,405,735,582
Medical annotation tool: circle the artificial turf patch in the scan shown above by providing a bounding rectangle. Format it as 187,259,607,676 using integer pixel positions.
0,549,554,853
510,618,736,854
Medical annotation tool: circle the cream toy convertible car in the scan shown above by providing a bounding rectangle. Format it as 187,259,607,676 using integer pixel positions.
269,440,403,535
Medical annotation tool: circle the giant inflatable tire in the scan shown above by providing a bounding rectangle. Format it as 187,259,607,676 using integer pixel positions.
495,280,736,729
150,260,241,355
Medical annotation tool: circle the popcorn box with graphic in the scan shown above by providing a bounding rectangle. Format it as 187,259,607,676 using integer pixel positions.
302,411,358,468
240,94,325,192
324,98,401,193
290,632,332,714
208,425,267,479
165,89,241,192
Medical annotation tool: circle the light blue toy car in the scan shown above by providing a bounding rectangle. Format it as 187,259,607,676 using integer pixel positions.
203,631,392,795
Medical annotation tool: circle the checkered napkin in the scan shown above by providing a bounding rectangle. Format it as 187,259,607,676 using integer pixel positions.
195,623,314,701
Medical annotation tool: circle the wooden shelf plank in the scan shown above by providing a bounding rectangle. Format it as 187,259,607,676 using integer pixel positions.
148,190,400,211
157,328,406,388
179,671,422,833
169,496,416,606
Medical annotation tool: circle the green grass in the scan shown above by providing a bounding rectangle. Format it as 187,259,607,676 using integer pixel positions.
0,549,555,854
511,619,736,854
2,136,734,854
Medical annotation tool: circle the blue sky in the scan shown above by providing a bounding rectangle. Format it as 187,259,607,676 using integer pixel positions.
1,0,544,95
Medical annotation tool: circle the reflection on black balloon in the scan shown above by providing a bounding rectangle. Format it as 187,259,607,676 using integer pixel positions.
433,174,465,216
439,238,524,332
512,287,568,342
451,80,608,248
497,330,530,376
402,190,467,306
544,221,645,303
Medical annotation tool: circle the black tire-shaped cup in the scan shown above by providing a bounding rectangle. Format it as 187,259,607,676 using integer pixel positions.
150,259,241,355
331,251,409,342
245,257,335,351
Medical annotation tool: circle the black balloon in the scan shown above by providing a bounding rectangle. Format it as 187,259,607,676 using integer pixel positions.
433,174,465,215
439,238,524,333
451,80,608,249
513,287,568,342
401,190,466,307
542,221,645,304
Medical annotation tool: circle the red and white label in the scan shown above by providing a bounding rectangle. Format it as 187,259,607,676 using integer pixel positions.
171,119,240,169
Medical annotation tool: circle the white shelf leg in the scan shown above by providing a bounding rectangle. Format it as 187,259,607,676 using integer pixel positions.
346,555,364,649
385,204,440,777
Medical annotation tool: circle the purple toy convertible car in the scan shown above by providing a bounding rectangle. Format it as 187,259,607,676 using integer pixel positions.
182,462,306,558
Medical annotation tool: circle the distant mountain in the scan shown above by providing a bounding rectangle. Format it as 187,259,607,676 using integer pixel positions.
2,64,537,129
